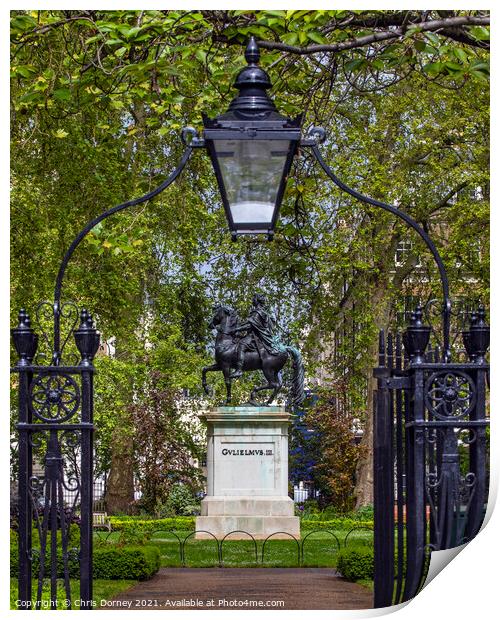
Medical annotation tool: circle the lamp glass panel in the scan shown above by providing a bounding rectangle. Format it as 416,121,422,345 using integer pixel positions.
213,139,291,224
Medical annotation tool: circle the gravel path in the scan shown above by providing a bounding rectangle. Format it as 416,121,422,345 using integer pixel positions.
106,567,373,610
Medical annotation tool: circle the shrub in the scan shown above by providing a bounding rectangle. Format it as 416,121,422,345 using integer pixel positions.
10,532,80,579
93,546,160,580
336,548,374,581
300,519,373,531
11,529,160,581
304,387,367,512
109,516,195,532
353,505,374,521
11,523,79,561
156,484,201,517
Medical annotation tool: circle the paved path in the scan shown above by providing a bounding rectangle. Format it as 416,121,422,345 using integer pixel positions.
107,568,373,610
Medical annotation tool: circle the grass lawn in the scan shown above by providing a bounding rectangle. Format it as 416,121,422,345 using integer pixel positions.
10,579,137,610
95,528,373,569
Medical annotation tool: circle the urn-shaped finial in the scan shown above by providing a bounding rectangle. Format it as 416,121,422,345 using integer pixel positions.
73,309,100,366
402,305,431,364
11,309,38,366
463,304,489,364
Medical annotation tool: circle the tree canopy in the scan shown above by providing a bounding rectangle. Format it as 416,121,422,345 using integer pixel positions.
10,10,490,510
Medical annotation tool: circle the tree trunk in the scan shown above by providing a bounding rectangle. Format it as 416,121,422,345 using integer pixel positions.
354,345,376,508
105,429,135,515
354,288,392,508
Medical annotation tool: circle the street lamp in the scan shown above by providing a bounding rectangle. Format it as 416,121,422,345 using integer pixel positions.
202,37,302,241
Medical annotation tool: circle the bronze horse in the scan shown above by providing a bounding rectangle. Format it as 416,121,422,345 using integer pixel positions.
201,305,304,406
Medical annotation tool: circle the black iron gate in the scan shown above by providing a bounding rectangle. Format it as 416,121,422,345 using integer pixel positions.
373,306,489,607
12,308,99,610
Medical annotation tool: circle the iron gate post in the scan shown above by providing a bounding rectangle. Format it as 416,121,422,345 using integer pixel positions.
373,331,394,608
403,363,427,600
17,365,33,606
79,367,94,608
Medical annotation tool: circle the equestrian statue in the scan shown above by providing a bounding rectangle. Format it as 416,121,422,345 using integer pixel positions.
201,294,305,407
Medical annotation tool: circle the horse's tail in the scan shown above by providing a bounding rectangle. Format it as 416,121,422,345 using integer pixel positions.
285,346,305,408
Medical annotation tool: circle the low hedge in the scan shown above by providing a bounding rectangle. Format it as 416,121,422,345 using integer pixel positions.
300,519,373,531
93,546,160,580
109,516,196,532
336,548,374,581
11,524,80,546
108,516,372,533
11,530,160,581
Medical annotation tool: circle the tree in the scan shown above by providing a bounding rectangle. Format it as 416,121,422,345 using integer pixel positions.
305,385,366,512
131,371,204,515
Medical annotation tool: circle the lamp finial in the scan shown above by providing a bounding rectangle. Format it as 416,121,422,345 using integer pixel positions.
245,36,260,65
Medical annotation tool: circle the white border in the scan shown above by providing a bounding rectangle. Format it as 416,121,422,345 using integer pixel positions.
4,2,495,618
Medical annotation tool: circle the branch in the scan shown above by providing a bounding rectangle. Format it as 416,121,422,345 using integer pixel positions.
429,181,469,215
253,16,490,55
29,14,96,35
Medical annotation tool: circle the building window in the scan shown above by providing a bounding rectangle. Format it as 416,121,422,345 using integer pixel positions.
395,240,422,267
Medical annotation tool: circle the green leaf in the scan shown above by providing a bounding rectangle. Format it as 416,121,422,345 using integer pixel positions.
195,49,207,63
12,65,37,78
444,61,463,73
470,60,489,72
307,31,326,45
85,35,104,45
424,32,440,46
453,48,469,63
18,91,43,103
281,32,299,46
10,14,37,32
470,69,489,82
422,61,443,76
52,88,71,101
298,30,308,45
53,129,68,139
345,59,365,72
469,26,490,41
105,38,125,46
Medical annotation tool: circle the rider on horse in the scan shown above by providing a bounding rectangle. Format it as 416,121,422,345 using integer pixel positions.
230,293,282,379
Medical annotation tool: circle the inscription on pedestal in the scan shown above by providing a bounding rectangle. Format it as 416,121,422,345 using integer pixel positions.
221,447,273,456
217,441,276,493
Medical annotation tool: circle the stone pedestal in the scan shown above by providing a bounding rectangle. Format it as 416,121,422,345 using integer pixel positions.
196,406,300,539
